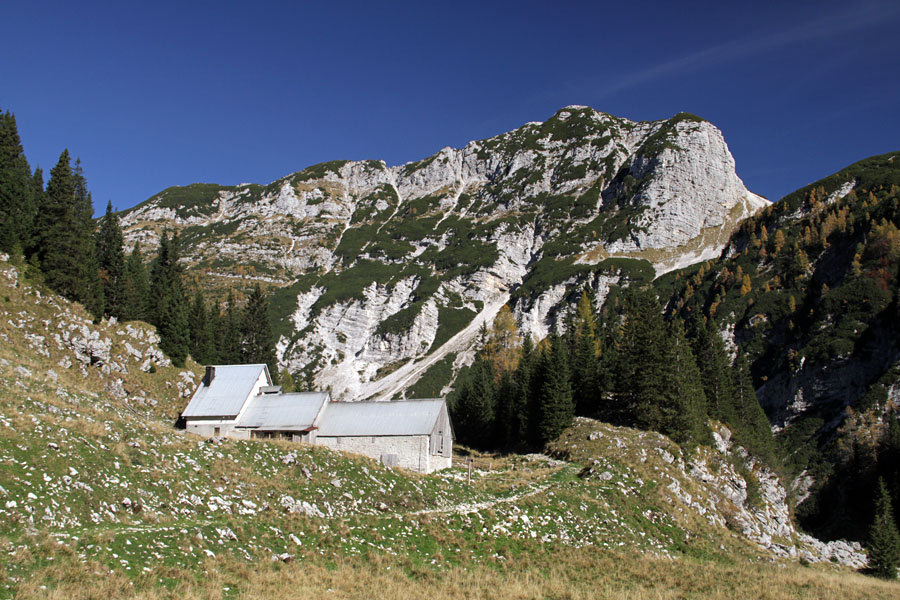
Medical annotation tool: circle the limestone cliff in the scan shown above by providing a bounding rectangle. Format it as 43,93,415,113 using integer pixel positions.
121,106,766,399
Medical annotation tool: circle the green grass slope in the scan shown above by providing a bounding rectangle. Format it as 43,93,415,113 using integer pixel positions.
0,255,896,598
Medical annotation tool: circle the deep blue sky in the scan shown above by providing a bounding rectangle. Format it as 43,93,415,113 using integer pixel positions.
2,0,899,214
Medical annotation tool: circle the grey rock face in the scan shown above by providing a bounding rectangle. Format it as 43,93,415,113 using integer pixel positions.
122,106,766,398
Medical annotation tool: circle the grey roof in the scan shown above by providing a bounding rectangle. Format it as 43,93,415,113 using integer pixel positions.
181,364,270,418
317,399,446,437
236,392,328,429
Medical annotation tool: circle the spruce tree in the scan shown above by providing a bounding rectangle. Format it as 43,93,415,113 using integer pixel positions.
536,335,574,446
218,289,241,364
615,290,671,430
451,358,495,449
149,231,190,366
27,167,45,255
122,246,150,321
868,478,900,579
0,110,34,254
188,289,214,365
570,291,600,416
37,150,77,293
594,305,622,422
616,290,708,445
881,412,900,526
668,319,710,446
37,150,102,316
690,319,737,423
732,349,778,463
95,201,126,317
512,334,537,449
71,158,103,318
239,284,279,382
493,370,517,450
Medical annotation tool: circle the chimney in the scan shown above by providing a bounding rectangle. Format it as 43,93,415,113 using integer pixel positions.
204,366,216,386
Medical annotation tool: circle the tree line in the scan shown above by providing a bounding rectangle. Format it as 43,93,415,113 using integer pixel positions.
0,109,278,378
451,288,776,466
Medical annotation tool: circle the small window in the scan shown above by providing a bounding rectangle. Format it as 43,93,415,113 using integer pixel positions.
214,427,221,437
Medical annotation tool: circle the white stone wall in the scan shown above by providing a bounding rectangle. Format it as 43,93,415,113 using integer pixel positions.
429,453,452,472
186,419,249,439
318,435,446,473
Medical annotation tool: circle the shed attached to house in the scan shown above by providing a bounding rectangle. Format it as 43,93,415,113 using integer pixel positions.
315,398,453,473
234,391,329,442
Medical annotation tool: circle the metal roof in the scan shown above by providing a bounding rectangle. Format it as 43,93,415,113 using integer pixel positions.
181,364,270,418
235,392,328,429
317,399,446,437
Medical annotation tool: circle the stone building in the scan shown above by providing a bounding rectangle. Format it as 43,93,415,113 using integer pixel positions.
181,364,453,473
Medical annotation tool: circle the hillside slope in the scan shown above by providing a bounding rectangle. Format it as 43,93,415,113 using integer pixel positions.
657,151,900,538
2,255,895,599
119,106,766,399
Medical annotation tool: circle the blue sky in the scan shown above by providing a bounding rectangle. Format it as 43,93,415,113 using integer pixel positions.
2,0,899,213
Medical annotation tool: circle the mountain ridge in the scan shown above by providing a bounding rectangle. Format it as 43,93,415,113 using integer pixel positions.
119,105,767,399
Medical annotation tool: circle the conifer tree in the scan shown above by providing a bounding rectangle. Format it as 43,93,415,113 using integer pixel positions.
570,290,601,416
868,478,900,579
536,335,574,446
0,110,34,254
37,151,76,290
616,290,707,445
27,167,44,254
733,349,778,463
218,289,241,364
71,158,103,317
451,357,495,448
149,231,190,366
882,412,900,526
512,334,537,448
493,370,517,449
188,289,214,365
95,201,126,317
481,305,521,377
594,305,622,421
37,150,102,317
239,284,279,383
690,319,736,423
668,319,710,445
615,290,671,429
121,246,150,321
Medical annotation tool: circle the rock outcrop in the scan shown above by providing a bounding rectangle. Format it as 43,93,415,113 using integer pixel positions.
554,418,867,569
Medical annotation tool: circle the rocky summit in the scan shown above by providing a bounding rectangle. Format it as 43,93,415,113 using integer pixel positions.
121,106,767,400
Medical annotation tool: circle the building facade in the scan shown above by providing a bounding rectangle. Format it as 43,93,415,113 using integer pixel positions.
180,365,453,473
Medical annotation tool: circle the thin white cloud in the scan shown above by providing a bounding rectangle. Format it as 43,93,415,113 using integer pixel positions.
597,1,900,98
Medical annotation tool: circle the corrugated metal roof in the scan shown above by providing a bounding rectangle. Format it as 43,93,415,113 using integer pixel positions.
317,399,445,437
181,364,269,418
236,392,328,429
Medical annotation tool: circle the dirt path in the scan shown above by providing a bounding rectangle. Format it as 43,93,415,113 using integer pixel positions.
408,483,551,517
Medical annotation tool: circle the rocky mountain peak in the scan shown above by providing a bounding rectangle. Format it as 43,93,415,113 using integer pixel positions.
120,106,767,399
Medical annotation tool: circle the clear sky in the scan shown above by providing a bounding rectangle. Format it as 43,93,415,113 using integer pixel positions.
2,0,899,214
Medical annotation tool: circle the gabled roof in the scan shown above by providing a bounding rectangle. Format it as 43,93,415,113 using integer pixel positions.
317,398,446,437
236,392,328,430
181,364,270,418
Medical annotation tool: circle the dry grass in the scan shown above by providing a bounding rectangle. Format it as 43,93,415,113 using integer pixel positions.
15,546,899,600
